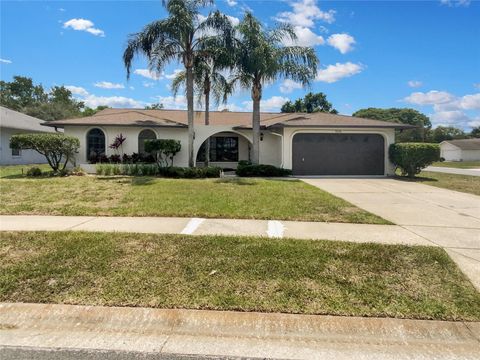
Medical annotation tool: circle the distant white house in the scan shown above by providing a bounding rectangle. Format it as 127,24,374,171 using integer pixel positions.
440,139,480,162
0,106,60,165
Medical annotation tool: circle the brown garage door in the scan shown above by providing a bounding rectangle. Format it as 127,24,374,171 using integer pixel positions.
292,133,385,175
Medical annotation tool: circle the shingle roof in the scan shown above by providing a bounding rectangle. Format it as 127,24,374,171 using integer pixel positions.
43,108,416,129
442,138,480,150
0,106,58,132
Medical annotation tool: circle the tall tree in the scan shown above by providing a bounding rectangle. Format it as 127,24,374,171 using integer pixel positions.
353,108,431,142
229,13,318,164
281,92,337,114
428,126,467,143
171,54,232,166
470,126,480,138
123,0,234,167
0,76,85,120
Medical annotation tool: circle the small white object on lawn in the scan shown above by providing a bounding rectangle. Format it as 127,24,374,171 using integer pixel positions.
181,218,205,235
267,220,285,238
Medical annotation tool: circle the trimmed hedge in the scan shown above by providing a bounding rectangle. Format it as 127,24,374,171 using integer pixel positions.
95,164,222,178
236,161,292,177
389,143,440,178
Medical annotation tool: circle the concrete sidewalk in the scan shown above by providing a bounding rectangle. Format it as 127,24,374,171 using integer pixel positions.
1,303,479,360
424,166,480,177
0,215,432,245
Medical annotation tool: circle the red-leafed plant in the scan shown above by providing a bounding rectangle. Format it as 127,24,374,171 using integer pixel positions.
109,133,126,155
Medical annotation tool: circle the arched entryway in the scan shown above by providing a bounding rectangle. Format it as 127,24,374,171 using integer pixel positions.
196,131,252,169
138,129,157,155
86,128,106,161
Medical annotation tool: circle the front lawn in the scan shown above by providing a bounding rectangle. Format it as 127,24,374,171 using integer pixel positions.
1,231,479,321
398,171,480,196
431,161,480,169
0,165,387,224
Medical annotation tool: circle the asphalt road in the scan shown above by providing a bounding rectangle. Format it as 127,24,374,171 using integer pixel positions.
0,347,248,360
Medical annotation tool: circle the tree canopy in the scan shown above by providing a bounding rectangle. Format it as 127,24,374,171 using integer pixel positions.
353,108,432,142
427,126,467,143
281,92,337,114
0,76,109,120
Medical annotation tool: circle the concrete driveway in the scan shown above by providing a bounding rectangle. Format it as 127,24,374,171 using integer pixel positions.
302,178,480,290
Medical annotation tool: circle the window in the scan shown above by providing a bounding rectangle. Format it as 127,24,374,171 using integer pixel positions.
197,136,239,162
86,128,106,161
11,147,21,157
138,129,157,154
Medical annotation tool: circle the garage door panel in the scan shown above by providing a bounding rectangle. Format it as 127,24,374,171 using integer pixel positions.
292,133,385,175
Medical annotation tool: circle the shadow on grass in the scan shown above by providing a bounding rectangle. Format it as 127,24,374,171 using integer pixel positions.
214,178,258,186
393,175,438,183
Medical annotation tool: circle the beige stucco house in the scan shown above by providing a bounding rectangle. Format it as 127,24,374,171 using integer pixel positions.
440,139,480,162
0,106,60,165
44,108,412,176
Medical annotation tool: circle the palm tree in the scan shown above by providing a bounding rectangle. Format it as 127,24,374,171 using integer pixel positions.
171,54,232,166
230,13,318,164
123,0,234,167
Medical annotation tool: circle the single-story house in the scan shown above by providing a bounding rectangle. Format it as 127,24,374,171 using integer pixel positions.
440,138,480,162
0,106,61,165
44,108,413,176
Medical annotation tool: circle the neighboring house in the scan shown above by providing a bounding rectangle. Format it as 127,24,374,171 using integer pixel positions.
44,108,413,176
440,139,480,161
0,106,61,165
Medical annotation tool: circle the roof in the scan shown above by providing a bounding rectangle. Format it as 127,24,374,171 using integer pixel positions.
441,138,480,150
43,108,416,130
0,106,58,133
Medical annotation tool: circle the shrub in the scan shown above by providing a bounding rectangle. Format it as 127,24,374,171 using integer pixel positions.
109,154,121,163
389,143,440,178
145,139,181,167
236,161,292,177
10,133,79,172
26,167,42,177
157,166,221,178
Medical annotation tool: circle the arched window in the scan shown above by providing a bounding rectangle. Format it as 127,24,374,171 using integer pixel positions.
86,128,105,161
138,129,157,154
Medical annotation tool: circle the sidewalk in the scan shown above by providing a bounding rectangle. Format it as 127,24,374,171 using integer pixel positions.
424,166,480,176
1,303,479,360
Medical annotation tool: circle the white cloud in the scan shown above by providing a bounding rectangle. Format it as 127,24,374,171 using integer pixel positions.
83,95,143,108
242,96,290,112
66,85,143,108
0,58,12,64
226,15,240,26
403,90,455,105
133,69,163,80
474,83,480,89
403,90,480,130
65,85,89,97
59,8,66,12
94,81,124,89
219,103,245,112
327,33,355,54
165,69,183,80
226,0,237,6
142,82,156,88
275,0,336,28
284,26,324,47
156,95,188,110
440,0,471,7
63,18,105,37
408,80,423,88
459,93,480,110
280,79,303,94
315,62,363,83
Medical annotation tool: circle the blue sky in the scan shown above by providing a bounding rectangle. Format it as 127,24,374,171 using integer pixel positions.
1,0,479,129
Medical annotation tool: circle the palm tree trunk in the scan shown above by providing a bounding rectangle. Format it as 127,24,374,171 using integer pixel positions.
251,83,261,165
204,89,210,167
186,65,195,168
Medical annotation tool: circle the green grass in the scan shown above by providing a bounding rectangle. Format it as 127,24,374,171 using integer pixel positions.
1,231,479,321
432,161,480,169
0,165,387,224
397,171,480,196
